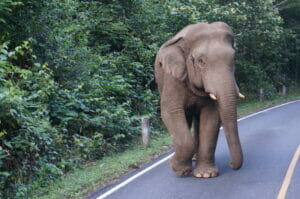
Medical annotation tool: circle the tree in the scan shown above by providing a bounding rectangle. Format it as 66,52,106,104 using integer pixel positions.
274,0,300,82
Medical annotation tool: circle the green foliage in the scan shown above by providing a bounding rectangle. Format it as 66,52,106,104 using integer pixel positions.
275,0,300,83
0,0,298,198
0,40,143,198
0,1,22,23
0,41,61,198
0,0,22,42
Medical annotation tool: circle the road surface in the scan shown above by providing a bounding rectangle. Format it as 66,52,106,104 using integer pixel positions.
90,100,300,199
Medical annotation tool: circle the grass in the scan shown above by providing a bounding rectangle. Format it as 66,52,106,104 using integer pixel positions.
237,89,300,117
30,90,300,199
30,134,172,199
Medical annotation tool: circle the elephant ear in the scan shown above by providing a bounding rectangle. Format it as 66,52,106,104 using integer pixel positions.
159,37,187,81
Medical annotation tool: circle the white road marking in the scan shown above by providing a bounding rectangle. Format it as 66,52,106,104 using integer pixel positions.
96,99,300,199
96,153,174,199
237,100,300,122
277,145,300,199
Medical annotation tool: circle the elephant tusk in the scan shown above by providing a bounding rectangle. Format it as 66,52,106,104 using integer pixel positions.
238,92,245,99
209,93,217,100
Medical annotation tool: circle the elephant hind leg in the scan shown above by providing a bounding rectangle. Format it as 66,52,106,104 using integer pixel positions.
191,115,199,161
186,112,199,162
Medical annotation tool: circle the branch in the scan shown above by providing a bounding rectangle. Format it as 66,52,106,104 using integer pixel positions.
273,0,289,8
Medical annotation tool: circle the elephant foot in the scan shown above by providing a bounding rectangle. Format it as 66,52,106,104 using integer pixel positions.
193,164,218,178
192,153,197,161
170,155,192,176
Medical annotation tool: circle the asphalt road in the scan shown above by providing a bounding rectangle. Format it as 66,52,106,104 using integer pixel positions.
90,100,300,199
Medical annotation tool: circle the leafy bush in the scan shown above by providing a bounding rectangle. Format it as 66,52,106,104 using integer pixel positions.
0,41,62,198
0,40,144,198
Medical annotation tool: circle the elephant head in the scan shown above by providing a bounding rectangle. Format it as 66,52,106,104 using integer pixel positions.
158,22,243,169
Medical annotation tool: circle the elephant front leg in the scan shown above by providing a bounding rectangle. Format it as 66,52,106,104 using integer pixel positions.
161,107,195,176
193,105,220,178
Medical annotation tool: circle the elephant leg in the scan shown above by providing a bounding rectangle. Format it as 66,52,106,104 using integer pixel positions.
193,104,220,178
191,116,199,161
161,108,195,176
185,112,198,161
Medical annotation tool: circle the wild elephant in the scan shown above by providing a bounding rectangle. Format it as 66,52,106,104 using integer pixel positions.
154,22,244,178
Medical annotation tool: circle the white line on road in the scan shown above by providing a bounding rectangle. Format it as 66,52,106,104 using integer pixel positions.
96,99,300,199
96,153,174,199
237,99,300,122
277,145,300,199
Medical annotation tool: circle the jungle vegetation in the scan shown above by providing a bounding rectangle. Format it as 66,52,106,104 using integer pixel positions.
0,0,299,198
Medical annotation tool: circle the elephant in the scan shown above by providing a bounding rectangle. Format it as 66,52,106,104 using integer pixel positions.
154,22,244,178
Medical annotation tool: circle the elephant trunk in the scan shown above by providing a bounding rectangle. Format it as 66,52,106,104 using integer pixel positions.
215,74,243,170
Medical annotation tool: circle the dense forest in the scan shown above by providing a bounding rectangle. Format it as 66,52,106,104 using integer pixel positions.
0,0,299,198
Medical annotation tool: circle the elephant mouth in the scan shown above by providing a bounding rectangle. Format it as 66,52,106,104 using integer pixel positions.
194,85,205,92
191,84,245,100
189,84,209,97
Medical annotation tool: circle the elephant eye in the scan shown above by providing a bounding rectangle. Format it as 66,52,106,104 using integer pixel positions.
198,58,205,65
